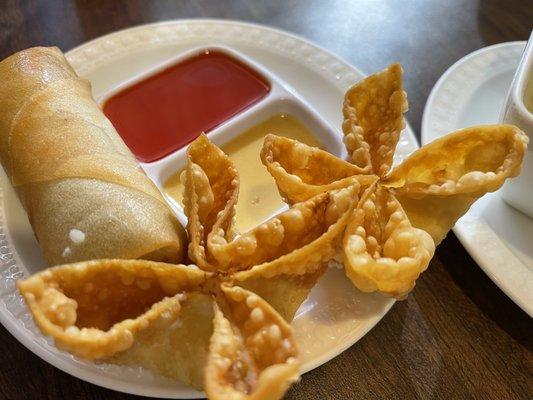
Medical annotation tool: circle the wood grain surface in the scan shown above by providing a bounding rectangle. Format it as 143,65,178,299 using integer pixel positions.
0,1,532,399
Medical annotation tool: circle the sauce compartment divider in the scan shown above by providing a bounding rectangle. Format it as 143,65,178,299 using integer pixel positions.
98,45,346,227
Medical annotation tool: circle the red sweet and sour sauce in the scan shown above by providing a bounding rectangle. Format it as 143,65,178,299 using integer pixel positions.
103,50,270,162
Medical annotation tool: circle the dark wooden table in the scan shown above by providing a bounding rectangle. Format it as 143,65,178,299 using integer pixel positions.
1,1,532,399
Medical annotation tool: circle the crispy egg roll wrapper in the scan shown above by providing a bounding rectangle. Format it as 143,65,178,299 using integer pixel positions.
0,47,186,265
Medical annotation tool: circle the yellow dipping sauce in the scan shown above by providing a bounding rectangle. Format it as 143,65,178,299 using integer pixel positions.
164,114,322,232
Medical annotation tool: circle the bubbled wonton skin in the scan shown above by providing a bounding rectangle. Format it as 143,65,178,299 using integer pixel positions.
183,134,367,321
17,132,367,400
16,58,527,400
262,63,527,298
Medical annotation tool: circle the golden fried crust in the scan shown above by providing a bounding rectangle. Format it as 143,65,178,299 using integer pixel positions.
343,186,434,298
383,125,528,244
17,258,302,397
183,135,363,323
19,180,187,265
208,186,358,271
0,47,77,177
0,47,187,265
343,63,407,177
18,130,362,398
14,130,380,397
17,260,208,360
260,134,375,204
205,286,299,400
186,134,239,238
183,160,217,270
234,271,326,323
232,185,360,320
263,66,527,298
184,133,239,271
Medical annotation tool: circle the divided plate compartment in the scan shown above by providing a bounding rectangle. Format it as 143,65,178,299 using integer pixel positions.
98,45,347,228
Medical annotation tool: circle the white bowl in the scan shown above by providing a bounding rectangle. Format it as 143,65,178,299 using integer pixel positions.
500,32,533,218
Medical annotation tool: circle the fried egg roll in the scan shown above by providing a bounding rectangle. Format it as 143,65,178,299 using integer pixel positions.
0,47,186,265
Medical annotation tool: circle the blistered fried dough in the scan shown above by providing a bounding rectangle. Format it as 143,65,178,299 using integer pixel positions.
18,257,303,394
183,161,217,270
343,186,434,298
383,125,528,244
111,292,214,389
184,134,239,270
261,134,375,204
255,63,526,302
183,133,364,321
343,63,407,176
384,125,527,195
17,260,208,359
185,134,361,272
17,59,529,399
209,186,358,271
230,186,358,316
187,133,239,235
205,286,299,400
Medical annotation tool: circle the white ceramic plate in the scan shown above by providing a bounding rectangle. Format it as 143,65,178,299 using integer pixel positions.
422,41,533,317
0,20,421,398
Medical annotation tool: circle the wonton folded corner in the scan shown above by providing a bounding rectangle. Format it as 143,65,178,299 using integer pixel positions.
261,63,527,298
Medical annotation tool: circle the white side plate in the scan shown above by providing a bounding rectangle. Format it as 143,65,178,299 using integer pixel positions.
422,41,533,317
0,20,421,398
